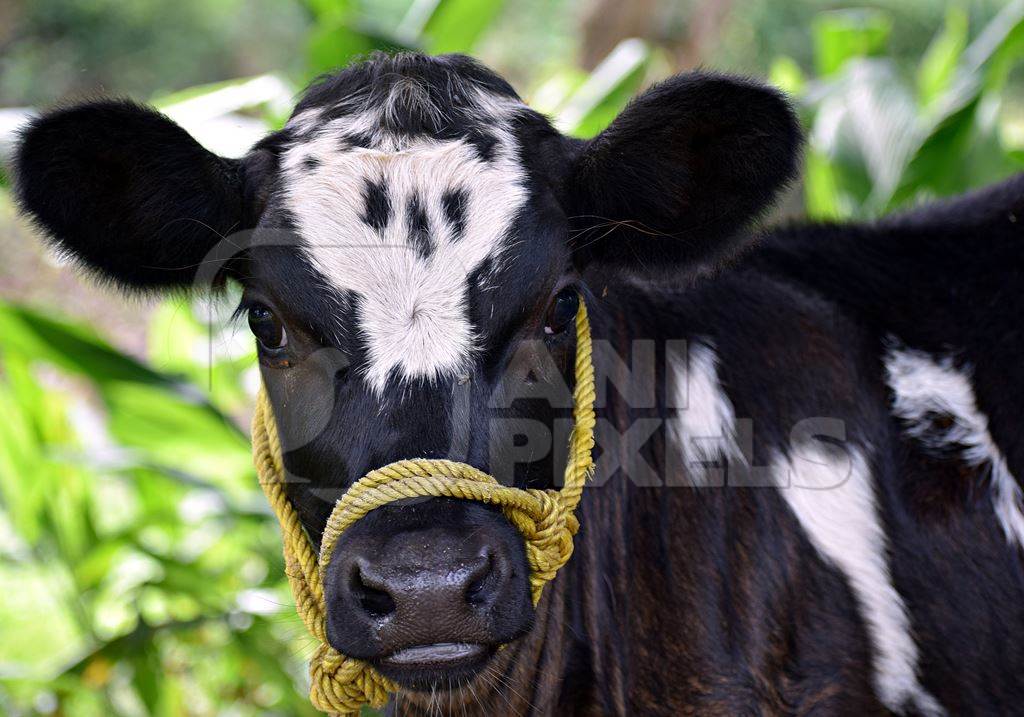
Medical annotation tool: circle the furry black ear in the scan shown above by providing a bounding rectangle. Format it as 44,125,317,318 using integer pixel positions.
14,100,258,290
565,73,802,276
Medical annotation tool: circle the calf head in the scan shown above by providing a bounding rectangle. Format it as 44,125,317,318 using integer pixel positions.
14,53,800,689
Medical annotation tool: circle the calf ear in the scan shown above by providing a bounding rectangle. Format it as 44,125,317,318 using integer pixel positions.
14,100,257,290
565,73,801,276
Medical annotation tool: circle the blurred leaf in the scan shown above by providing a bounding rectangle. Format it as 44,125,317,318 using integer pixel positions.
304,0,356,22
812,9,892,78
966,0,1024,88
889,97,980,209
152,74,288,111
301,0,418,79
556,39,651,138
804,149,845,221
769,56,806,97
0,301,244,427
0,351,101,566
0,301,251,505
0,302,166,388
0,562,86,671
131,648,162,715
309,17,418,80
979,1,1024,95
1007,147,1024,166
148,300,205,376
930,0,1024,122
527,67,588,116
147,298,255,414
887,2,1024,209
0,357,48,543
807,59,919,215
74,540,131,591
918,6,968,108
103,381,250,491
306,19,383,77
417,0,506,54
801,0,1024,219
147,556,229,608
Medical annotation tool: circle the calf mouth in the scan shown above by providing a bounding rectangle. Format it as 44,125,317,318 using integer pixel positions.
373,642,495,690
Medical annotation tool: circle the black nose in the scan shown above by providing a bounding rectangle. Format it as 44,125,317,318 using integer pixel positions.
323,499,533,687
351,540,498,624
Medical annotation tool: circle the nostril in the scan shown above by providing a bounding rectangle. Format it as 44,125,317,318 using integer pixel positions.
358,585,396,618
465,548,498,607
351,566,396,618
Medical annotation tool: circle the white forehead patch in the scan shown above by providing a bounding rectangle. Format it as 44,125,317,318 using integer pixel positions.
281,94,527,393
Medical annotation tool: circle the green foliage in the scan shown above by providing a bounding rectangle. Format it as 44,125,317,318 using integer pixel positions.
553,39,657,138
0,300,318,716
417,0,506,54
0,0,310,106
918,6,969,107
777,0,1024,220
812,9,893,77
302,0,508,80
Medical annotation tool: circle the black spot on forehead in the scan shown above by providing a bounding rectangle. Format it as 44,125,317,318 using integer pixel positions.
343,132,375,149
407,194,432,259
361,180,391,232
442,189,468,241
302,155,321,171
464,128,498,163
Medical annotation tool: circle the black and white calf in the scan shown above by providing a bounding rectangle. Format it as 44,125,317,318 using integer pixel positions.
15,52,1024,715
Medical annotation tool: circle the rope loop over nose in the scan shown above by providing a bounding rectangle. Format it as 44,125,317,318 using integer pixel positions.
251,297,597,716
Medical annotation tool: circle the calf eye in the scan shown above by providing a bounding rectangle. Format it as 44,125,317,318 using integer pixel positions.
544,289,579,336
248,305,287,350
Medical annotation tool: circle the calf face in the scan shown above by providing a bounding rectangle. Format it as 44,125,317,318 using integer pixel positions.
14,52,800,689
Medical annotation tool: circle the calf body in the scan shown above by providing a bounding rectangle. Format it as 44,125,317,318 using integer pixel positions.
14,52,1024,715
392,236,1024,714
445,259,1024,715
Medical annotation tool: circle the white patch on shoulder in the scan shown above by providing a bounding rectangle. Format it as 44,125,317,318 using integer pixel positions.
666,341,745,484
885,347,1024,549
280,91,527,393
773,444,945,716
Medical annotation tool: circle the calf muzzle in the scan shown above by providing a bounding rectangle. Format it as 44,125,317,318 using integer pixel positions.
323,499,533,689
251,295,596,715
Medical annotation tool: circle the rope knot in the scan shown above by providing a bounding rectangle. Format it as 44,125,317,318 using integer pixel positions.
309,644,394,715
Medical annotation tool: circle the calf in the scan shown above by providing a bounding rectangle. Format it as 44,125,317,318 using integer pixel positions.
14,52,1024,715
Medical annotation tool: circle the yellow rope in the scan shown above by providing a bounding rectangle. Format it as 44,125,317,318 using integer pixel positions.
251,297,597,716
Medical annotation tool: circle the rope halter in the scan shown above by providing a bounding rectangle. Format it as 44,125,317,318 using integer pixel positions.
251,296,597,715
